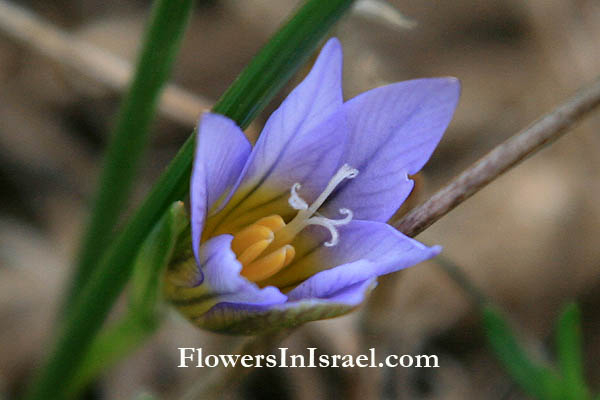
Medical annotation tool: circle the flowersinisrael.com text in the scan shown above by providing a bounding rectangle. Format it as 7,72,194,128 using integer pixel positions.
178,348,439,368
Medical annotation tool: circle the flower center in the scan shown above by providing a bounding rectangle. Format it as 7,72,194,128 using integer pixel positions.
231,164,358,283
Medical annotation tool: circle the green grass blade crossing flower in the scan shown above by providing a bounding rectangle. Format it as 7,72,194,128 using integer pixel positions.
25,1,356,399
65,0,195,311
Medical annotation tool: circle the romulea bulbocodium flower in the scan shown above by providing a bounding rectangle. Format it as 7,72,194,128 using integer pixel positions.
164,38,460,334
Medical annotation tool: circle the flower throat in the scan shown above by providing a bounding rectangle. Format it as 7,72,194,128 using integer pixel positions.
230,164,358,283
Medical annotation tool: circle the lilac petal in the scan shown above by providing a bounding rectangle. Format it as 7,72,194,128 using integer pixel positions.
322,78,460,222
194,279,376,335
213,38,347,233
315,277,377,305
190,113,251,264
286,260,377,301
266,220,441,290
166,235,287,323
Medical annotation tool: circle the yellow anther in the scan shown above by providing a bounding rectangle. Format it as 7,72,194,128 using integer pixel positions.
241,245,296,282
231,225,273,255
230,166,357,286
283,245,295,266
254,214,286,232
231,214,293,281
237,238,273,266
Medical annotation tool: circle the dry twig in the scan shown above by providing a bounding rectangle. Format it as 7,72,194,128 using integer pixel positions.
0,0,211,126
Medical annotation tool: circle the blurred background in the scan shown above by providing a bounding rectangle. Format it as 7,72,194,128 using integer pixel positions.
1,0,600,398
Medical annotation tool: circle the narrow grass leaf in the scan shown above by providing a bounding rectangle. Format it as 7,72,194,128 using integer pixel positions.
66,0,194,311
556,302,591,400
483,305,563,400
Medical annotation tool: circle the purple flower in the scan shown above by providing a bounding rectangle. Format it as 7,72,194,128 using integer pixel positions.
164,38,460,334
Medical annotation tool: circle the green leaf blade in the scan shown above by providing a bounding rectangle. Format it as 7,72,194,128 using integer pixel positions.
213,0,356,128
556,302,591,400
483,305,563,400
67,202,188,396
66,0,195,311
